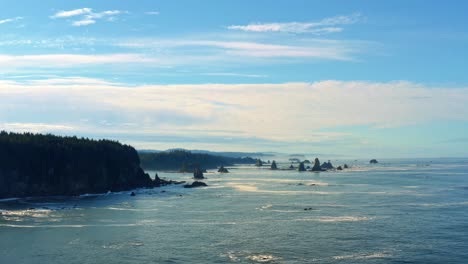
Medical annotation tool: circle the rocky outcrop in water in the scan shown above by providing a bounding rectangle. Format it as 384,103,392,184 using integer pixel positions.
311,158,322,171
270,161,278,170
217,166,229,173
321,160,334,170
193,168,205,179
0,131,154,199
183,181,208,188
298,162,306,172
370,159,379,164
255,159,263,167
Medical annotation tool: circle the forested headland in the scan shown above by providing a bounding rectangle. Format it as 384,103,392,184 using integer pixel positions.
0,131,153,198
139,150,256,171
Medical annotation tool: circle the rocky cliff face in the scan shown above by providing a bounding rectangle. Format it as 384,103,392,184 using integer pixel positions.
0,132,153,198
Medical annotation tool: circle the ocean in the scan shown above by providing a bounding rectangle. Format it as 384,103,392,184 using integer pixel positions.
1,158,467,263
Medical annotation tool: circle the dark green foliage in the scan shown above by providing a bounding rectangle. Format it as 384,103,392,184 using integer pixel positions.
337,166,343,170
139,150,255,171
370,159,379,164
343,164,349,169
0,131,152,198
303,160,311,164
270,160,278,170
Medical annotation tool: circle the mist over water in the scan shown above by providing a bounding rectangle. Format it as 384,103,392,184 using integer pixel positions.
1,159,468,263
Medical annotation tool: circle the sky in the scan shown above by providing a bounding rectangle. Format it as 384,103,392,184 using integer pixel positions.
1,0,468,158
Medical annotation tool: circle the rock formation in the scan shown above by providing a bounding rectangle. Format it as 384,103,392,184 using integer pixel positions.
183,181,208,188
321,160,334,170
311,158,322,171
270,160,278,170
298,162,306,172
255,159,263,167
217,166,229,173
193,168,205,179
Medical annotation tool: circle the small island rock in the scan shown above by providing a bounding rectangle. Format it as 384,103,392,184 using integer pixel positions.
218,166,229,173
298,162,306,172
183,181,208,188
193,168,205,179
311,158,322,171
270,160,278,170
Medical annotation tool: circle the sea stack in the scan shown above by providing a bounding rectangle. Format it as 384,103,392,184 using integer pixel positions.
271,160,278,170
194,168,205,179
218,166,229,173
298,162,306,172
311,158,322,171
255,159,263,167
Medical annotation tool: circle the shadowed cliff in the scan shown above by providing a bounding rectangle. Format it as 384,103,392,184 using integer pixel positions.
0,131,153,198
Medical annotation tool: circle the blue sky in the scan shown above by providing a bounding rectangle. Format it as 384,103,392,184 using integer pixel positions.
1,0,468,158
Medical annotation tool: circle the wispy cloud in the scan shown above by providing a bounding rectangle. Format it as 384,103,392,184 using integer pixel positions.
201,72,268,78
1,79,467,148
0,54,155,68
0,17,23,25
117,38,360,61
72,19,96,27
228,13,362,34
145,11,160,15
51,8,92,18
51,8,124,26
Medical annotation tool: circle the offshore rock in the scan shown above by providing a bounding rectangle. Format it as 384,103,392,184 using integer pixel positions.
217,166,229,173
183,181,208,188
311,158,322,171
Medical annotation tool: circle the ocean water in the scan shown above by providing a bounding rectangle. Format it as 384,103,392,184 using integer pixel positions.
1,159,468,263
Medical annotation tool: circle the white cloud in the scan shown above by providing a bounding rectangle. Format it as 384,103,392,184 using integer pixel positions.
85,10,122,19
201,72,268,78
145,11,160,15
117,39,359,61
51,8,92,18
0,17,23,25
51,8,124,26
0,54,156,68
228,13,362,34
1,79,467,146
0,123,74,133
72,19,96,26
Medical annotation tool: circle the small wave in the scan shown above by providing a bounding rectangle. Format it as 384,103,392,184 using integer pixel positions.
0,223,141,228
413,201,468,207
294,216,372,222
105,207,159,211
333,251,392,260
246,254,280,263
318,216,372,222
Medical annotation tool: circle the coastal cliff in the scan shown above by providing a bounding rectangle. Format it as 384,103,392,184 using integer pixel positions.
0,131,153,198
